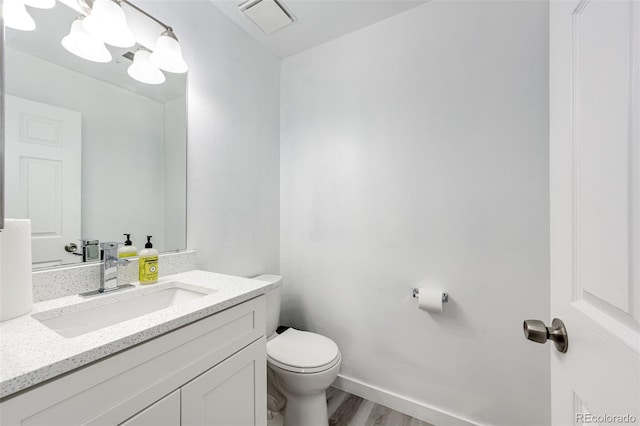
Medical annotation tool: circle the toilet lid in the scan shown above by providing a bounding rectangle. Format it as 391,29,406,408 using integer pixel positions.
267,328,339,369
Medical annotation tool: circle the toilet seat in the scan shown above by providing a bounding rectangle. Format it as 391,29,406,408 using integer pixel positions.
268,353,341,374
267,328,341,374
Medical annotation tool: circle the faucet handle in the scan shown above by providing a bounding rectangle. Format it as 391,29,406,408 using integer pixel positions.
99,242,123,260
99,241,122,250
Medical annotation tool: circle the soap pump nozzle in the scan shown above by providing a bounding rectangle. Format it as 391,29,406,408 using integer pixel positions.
123,233,133,246
145,235,153,249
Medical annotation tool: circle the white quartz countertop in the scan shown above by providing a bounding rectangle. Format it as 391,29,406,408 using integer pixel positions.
0,270,275,399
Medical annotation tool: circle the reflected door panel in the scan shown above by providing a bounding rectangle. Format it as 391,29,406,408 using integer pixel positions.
5,95,82,267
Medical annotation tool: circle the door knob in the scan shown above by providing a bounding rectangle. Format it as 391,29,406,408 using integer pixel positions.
523,318,568,353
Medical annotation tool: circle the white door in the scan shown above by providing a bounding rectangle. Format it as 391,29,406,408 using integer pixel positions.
4,95,82,267
549,0,640,424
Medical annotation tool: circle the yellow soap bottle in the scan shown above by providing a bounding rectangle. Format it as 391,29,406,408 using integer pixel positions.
138,235,158,284
118,233,138,258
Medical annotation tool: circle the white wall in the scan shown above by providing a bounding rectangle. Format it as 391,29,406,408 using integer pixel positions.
280,2,550,425
5,48,167,251
163,95,187,251
141,0,281,276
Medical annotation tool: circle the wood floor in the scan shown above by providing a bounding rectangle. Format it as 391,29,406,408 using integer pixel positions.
268,387,434,426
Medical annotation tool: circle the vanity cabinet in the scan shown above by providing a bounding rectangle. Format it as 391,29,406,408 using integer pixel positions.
121,338,265,426
0,296,267,426
121,391,180,426
181,338,266,426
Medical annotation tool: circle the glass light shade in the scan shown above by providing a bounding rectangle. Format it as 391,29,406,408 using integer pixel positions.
62,19,112,63
3,0,36,31
128,50,165,85
22,0,55,9
149,31,188,74
83,0,135,48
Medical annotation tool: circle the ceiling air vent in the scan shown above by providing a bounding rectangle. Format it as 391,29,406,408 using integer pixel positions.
239,0,294,35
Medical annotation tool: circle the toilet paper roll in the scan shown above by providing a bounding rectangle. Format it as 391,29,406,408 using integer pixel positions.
418,288,443,313
0,219,33,321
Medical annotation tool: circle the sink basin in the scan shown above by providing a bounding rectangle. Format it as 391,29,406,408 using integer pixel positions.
36,284,213,338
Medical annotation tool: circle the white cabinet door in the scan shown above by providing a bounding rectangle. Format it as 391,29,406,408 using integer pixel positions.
4,95,82,267
120,390,180,426
550,0,640,424
181,338,267,426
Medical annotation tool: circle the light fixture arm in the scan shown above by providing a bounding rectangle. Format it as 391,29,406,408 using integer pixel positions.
118,0,174,36
77,0,176,37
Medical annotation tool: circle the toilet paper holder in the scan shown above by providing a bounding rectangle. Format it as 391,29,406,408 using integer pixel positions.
412,288,449,302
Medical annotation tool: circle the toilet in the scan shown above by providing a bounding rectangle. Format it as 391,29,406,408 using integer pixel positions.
252,275,341,426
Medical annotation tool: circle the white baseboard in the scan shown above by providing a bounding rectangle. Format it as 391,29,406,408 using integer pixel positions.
332,374,485,426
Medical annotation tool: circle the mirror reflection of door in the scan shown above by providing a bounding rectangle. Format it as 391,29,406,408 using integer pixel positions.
5,95,82,267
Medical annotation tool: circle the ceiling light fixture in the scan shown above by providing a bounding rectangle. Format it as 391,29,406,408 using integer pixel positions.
7,0,188,85
127,48,166,85
149,28,188,74
61,17,113,63
82,0,136,47
3,0,36,31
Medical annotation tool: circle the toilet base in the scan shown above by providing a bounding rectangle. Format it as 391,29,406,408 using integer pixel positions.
267,355,341,426
281,388,329,426
267,352,342,426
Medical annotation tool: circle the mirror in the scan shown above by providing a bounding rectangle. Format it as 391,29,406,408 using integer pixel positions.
3,4,187,269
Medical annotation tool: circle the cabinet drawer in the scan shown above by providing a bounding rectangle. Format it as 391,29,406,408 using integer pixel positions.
0,296,265,426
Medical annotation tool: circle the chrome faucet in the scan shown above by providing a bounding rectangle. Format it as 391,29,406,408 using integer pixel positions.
100,242,129,292
79,242,134,297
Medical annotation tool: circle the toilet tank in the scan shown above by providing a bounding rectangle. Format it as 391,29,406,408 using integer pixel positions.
251,275,282,339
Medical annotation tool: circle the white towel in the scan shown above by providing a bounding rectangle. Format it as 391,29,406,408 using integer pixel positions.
0,219,33,321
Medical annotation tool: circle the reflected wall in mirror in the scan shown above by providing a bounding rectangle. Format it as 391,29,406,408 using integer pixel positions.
3,3,187,269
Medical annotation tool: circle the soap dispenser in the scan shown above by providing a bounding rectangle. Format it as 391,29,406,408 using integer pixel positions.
138,235,158,284
118,234,138,258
